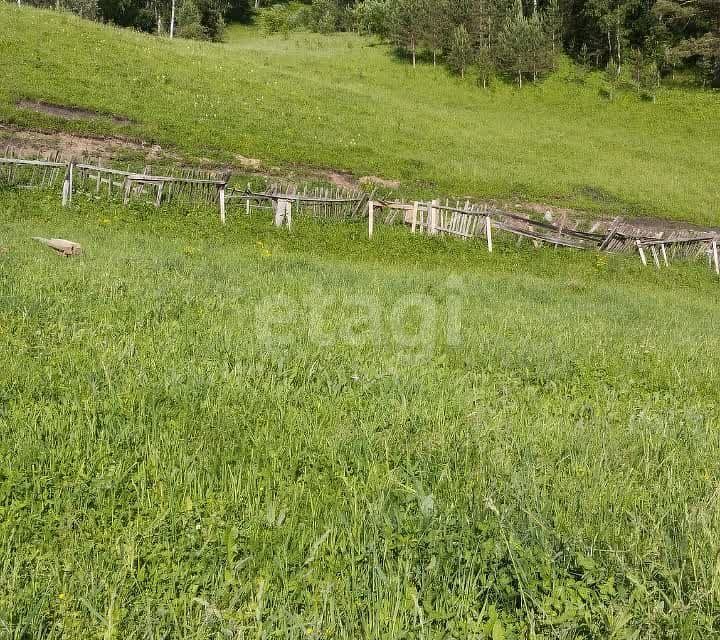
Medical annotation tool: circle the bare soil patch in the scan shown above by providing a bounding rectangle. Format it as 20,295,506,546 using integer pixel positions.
359,175,401,190
278,166,360,191
234,154,263,169
0,126,398,192
247,160,362,191
0,125,175,163
619,216,719,234
16,100,134,125
317,169,358,191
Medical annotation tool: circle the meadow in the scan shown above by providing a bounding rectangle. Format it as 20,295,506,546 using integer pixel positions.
2,5,720,225
1,188,720,637
3,3,720,636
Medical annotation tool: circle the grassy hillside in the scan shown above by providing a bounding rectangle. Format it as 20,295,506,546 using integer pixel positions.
1,189,720,637
3,6,720,637
1,5,720,224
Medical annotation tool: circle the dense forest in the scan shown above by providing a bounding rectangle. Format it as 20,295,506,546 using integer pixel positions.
8,0,719,88
8,0,251,39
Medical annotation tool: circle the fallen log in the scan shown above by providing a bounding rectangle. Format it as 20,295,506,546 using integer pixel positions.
32,237,83,257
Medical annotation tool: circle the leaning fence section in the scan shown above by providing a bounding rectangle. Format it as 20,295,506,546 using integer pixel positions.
367,195,720,276
635,236,719,273
407,200,493,250
370,198,599,251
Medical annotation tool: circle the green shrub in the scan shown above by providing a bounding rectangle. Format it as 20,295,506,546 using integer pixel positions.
257,2,308,35
177,0,207,39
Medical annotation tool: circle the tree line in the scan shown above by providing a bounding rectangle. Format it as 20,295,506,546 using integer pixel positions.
290,0,720,88
8,0,719,88
10,0,253,40
354,0,562,87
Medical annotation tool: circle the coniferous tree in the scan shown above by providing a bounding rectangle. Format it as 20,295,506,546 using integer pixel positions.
486,0,512,49
586,0,645,71
628,48,659,100
422,0,449,66
544,0,562,54
475,42,496,87
447,23,473,77
177,0,205,38
390,0,429,67
448,0,492,49
352,0,392,37
654,0,720,86
64,0,98,17
308,0,342,33
528,11,553,80
498,0,534,86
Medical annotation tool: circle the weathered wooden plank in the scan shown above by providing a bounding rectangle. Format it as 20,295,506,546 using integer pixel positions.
0,158,66,168
33,237,83,257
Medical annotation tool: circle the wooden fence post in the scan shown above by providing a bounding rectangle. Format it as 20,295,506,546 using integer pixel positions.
155,183,164,207
286,200,292,230
713,240,720,275
67,161,74,204
274,199,287,227
485,215,493,253
61,164,70,207
636,240,648,266
660,243,669,267
219,185,226,224
61,161,74,207
411,201,418,233
651,246,661,269
122,177,132,205
429,200,438,235
368,200,374,239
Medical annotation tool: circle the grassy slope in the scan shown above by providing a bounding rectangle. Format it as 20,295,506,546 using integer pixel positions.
1,6,720,224
1,190,720,637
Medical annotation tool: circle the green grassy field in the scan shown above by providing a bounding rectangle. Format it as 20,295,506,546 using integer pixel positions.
3,5,720,637
1,5,720,224
1,188,720,637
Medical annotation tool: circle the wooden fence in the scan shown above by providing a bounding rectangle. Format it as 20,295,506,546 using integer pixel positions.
370,198,607,249
0,151,367,226
3,148,719,275
0,153,67,190
226,183,368,224
368,197,720,275
1,153,228,220
636,236,720,273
